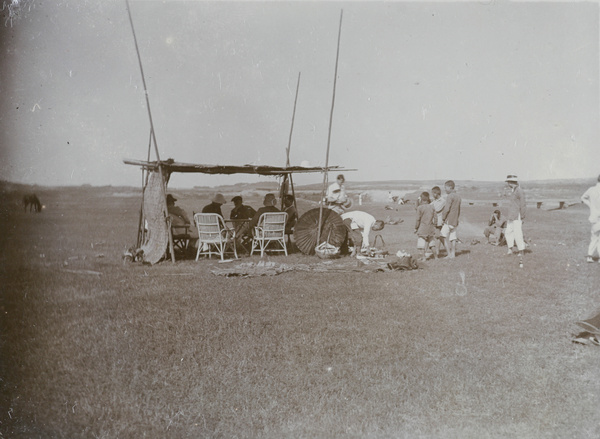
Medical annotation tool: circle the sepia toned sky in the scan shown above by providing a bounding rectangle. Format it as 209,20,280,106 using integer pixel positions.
0,0,598,188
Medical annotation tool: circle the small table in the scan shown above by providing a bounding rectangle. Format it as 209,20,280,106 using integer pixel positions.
225,219,252,253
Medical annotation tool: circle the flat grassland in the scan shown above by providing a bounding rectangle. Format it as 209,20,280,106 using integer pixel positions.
1,181,599,438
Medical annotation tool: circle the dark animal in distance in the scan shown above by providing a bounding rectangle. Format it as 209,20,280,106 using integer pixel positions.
23,194,42,213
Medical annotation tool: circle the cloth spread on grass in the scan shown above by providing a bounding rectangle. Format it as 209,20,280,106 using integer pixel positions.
573,311,600,346
211,256,420,278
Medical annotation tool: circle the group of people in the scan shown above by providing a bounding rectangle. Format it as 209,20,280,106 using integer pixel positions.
411,175,528,265
165,171,600,265
413,180,462,260
325,174,386,255
166,191,298,252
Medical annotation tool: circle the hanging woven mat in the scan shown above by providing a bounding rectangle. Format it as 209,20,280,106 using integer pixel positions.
140,171,169,264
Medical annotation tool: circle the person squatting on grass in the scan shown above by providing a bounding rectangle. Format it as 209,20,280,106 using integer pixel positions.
484,209,507,245
341,210,384,256
581,174,600,263
440,180,461,258
504,175,526,266
414,192,438,261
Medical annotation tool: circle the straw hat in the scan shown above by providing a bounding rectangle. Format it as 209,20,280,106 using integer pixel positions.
212,193,227,204
505,175,518,183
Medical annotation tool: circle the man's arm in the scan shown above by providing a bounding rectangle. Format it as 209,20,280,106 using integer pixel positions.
249,210,261,230
581,189,591,208
415,207,422,231
441,196,452,222
518,189,527,220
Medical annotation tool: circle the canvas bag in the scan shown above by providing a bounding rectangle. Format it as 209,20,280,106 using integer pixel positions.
387,256,419,271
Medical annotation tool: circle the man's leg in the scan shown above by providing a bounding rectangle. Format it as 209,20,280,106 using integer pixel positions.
432,238,439,259
492,226,502,245
513,219,525,252
441,224,452,258
352,230,364,255
589,223,600,261
449,227,457,258
417,237,426,261
505,221,515,254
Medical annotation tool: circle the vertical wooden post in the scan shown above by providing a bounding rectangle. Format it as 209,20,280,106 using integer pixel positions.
317,10,343,247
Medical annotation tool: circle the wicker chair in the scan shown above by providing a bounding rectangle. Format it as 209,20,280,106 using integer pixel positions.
250,212,288,257
194,213,237,261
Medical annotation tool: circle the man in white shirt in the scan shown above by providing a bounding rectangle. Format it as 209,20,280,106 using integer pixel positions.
326,174,350,214
341,210,384,255
581,174,600,263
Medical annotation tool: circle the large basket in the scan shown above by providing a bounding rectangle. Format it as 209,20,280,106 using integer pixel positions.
315,241,340,259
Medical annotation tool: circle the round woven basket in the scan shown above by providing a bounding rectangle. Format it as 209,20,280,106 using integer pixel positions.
315,241,340,259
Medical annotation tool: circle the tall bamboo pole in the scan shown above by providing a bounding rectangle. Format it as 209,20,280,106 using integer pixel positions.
316,10,343,247
281,72,302,210
126,0,175,262
136,129,153,248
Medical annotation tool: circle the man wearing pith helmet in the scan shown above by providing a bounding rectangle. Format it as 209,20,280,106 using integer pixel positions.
202,193,227,218
504,175,527,266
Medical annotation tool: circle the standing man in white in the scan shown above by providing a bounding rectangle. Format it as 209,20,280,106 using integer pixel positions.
504,175,526,267
581,174,600,263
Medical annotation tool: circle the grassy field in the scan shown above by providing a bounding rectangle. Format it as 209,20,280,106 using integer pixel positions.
1,180,599,438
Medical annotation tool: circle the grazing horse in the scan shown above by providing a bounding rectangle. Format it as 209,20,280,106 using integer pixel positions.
23,194,42,213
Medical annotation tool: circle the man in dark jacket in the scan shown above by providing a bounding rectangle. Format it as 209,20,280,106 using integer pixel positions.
202,193,227,217
230,196,256,247
230,196,256,220
249,193,281,231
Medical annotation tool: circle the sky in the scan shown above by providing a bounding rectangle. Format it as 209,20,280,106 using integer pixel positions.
0,0,598,188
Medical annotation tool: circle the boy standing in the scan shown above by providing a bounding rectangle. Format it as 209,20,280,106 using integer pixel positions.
414,192,437,261
431,186,446,256
441,180,461,258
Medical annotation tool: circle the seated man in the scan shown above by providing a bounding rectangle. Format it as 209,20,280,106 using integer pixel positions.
166,194,197,252
484,209,507,245
202,193,227,217
326,174,351,214
283,194,298,235
341,210,384,256
230,196,256,247
249,193,281,232
230,196,256,220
